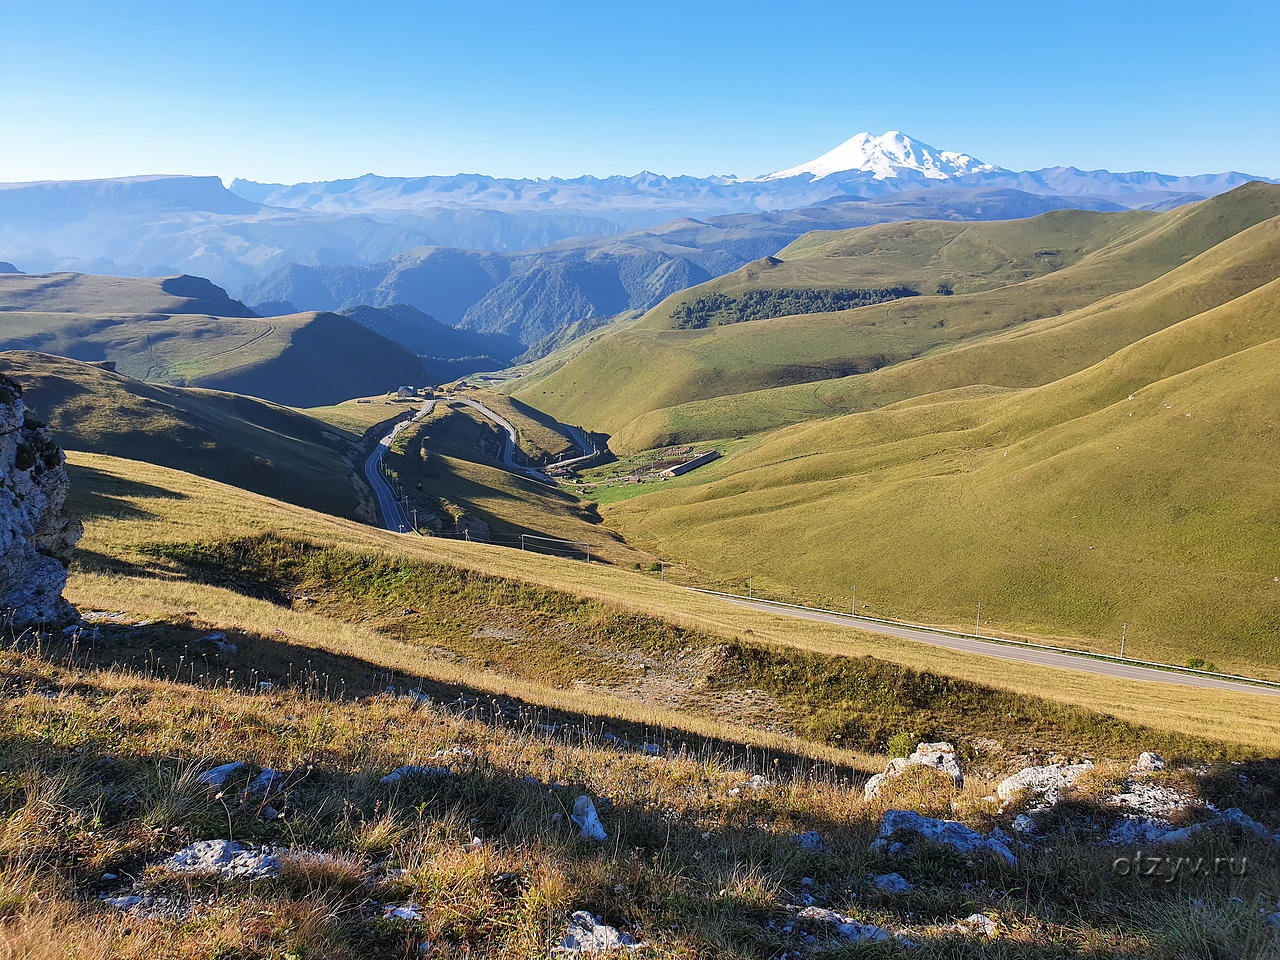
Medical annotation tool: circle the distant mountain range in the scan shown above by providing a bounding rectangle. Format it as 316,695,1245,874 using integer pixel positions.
233,129,1270,214
1,131,1272,351
242,187,1133,349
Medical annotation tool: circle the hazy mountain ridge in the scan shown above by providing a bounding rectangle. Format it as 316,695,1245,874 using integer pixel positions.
3,132,1273,350
244,188,1132,348
0,271,431,405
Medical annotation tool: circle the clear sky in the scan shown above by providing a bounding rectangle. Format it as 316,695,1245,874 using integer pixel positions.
3,0,1277,184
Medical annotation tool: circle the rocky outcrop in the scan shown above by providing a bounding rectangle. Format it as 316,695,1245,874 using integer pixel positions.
996,762,1094,808
1134,751,1165,773
864,741,963,800
554,910,642,955
0,374,81,627
870,809,1017,867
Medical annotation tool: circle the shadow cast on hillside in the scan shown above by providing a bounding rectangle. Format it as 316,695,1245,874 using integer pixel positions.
45,617,859,784
66,463,189,521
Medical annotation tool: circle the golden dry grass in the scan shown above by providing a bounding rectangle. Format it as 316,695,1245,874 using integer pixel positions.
65,451,1280,753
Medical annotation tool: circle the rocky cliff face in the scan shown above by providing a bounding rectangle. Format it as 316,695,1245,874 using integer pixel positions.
0,374,82,627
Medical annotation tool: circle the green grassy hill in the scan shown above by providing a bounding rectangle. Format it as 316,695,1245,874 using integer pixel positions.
0,351,392,518
609,210,1280,449
602,273,1280,676
0,272,429,406
514,183,1280,450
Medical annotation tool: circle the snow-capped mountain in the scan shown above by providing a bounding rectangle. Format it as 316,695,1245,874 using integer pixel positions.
757,130,1005,182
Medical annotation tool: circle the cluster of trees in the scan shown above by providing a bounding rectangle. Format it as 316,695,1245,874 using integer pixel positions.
670,286,919,329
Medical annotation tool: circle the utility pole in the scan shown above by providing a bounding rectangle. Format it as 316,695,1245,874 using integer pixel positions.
851,584,856,617
975,602,981,634
1120,622,1127,658
412,508,418,534
748,577,753,599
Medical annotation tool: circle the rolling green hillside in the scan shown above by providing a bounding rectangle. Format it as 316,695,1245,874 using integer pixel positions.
609,210,1280,449
0,351,388,518
602,275,1280,676
0,272,429,406
513,183,1280,450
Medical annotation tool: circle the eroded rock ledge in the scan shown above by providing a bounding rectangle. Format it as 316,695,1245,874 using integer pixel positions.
0,373,81,627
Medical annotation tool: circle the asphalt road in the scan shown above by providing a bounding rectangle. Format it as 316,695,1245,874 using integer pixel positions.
364,394,594,531
364,401,434,533
445,395,552,482
703,593,1280,698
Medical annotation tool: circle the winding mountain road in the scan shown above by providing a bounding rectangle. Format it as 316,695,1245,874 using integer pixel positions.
365,394,589,531
445,396,551,481
364,400,434,532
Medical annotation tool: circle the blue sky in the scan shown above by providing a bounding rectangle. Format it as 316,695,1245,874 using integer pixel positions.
3,0,1277,184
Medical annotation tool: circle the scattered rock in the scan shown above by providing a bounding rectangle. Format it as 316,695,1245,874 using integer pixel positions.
864,742,963,800
954,912,998,937
552,910,641,954
871,809,1016,867
246,768,282,797
996,762,1094,807
871,872,913,893
794,831,824,851
197,761,244,788
430,746,477,763
1105,780,1204,817
381,765,453,785
1107,807,1278,846
101,891,188,919
200,632,238,654
1135,751,1165,773
571,796,607,841
798,906,894,943
384,904,423,920
165,839,281,880
1011,814,1038,835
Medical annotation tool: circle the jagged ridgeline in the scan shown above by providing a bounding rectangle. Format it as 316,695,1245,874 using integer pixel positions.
668,284,919,329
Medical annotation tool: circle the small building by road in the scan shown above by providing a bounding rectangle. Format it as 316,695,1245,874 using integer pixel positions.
661,450,721,478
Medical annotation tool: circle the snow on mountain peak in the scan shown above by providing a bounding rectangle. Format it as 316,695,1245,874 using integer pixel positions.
757,130,1005,182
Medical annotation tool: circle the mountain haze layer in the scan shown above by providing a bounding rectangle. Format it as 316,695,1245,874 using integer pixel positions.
244,188,1131,348
3,130,1271,307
